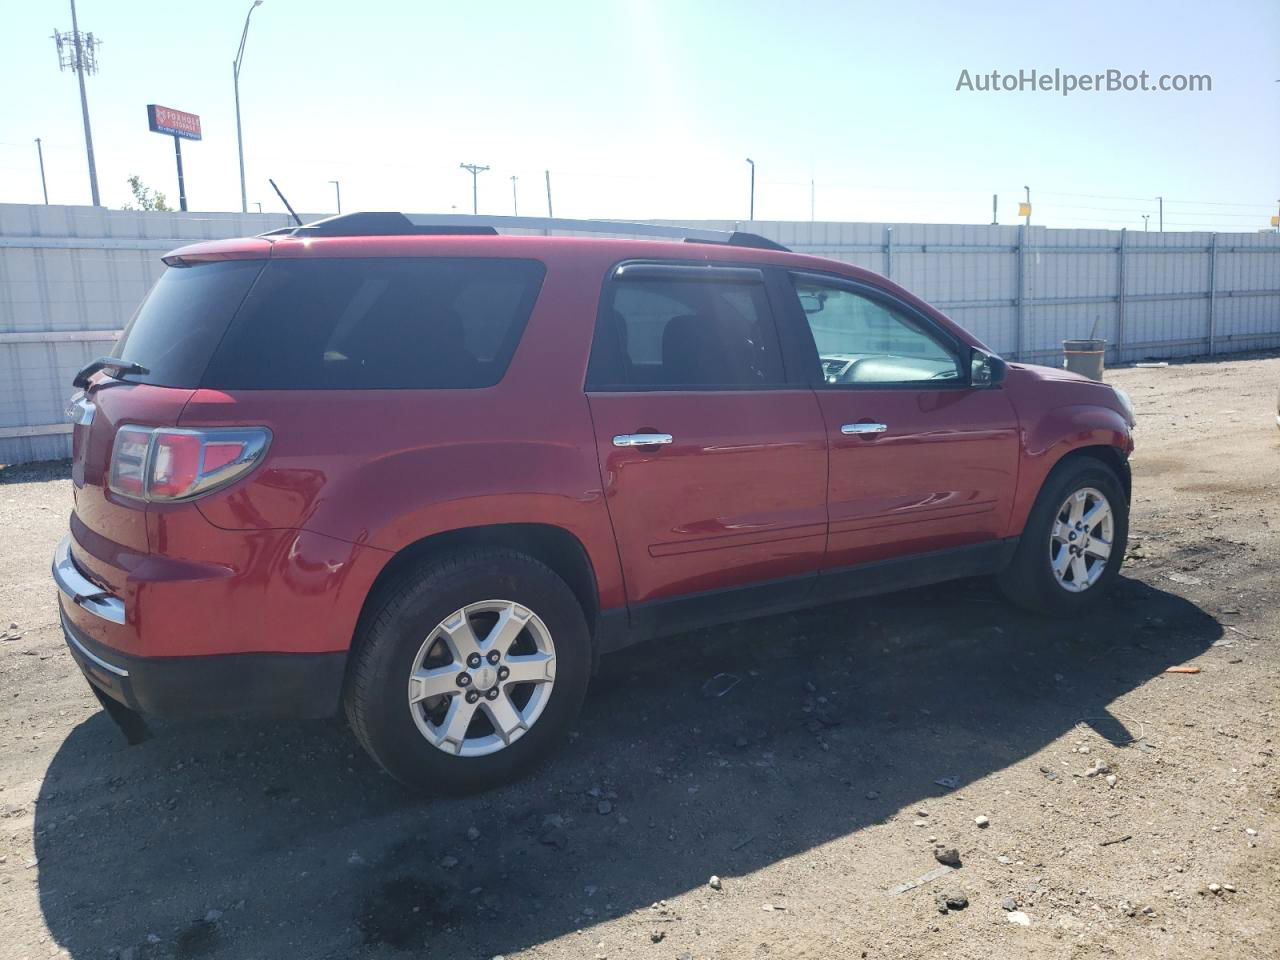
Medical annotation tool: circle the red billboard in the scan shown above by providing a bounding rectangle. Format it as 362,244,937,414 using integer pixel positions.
147,104,202,141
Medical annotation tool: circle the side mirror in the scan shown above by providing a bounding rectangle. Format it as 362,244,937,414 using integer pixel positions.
970,349,1007,388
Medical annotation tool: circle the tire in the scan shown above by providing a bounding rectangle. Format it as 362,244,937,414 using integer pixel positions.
344,549,591,793
997,454,1129,617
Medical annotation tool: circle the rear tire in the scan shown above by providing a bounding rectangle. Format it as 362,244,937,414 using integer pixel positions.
344,549,590,793
997,455,1129,617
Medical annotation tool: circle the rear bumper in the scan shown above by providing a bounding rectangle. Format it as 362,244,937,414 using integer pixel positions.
60,607,346,719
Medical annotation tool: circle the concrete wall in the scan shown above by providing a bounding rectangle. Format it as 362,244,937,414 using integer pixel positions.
2,203,1278,464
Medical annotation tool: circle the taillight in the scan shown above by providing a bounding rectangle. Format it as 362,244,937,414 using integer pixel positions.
108,426,271,502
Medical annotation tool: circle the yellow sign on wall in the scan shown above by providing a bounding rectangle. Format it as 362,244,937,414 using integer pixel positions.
1018,202,1032,217
1271,215,1280,227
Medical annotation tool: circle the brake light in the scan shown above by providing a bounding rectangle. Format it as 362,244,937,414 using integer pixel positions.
108,426,271,502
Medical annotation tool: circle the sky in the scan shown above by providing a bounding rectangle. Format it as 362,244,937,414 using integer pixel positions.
1,0,1278,232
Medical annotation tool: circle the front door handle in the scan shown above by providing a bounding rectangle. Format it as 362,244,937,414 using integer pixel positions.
613,433,674,447
841,423,888,435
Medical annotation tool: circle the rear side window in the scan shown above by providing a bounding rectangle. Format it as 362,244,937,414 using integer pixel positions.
113,260,265,387
202,258,544,389
587,268,786,389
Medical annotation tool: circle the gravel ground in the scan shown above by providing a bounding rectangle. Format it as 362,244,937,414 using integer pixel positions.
1,353,1277,960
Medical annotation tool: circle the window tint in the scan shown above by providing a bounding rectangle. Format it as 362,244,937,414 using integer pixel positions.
588,273,785,389
201,258,544,389
113,260,265,387
792,276,962,385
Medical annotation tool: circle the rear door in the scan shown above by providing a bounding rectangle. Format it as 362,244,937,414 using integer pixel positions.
778,270,1021,585
585,262,828,631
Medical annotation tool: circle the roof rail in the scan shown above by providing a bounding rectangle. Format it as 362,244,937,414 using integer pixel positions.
264,212,789,252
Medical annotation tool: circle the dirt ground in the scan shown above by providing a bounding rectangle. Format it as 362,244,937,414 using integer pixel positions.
1,353,1277,960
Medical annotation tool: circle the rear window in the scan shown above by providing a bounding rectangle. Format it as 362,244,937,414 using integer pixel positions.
116,256,546,390
113,260,264,387
202,257,545,390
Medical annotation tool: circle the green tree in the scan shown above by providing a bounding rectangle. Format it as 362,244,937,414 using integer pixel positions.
123,176,171,212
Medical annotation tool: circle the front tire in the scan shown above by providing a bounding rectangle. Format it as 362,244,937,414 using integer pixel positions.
344,549,591,793
997,455,1129,617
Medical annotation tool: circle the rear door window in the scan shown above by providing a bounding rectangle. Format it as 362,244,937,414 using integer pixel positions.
202,258,545,389
587,265,786,389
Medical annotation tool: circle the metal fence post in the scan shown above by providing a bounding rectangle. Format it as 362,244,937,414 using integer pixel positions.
885,225,893,279
1208,233,1218,356
1015,225,1025,360
1116,228,1126,361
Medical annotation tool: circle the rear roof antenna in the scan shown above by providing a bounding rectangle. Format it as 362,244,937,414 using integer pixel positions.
268,178,303,226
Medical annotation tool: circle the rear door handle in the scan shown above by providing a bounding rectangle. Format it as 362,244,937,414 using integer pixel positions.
613,433,674,447
841,423,888,435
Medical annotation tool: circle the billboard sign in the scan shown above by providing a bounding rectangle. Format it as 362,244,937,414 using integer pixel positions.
147,104,202,141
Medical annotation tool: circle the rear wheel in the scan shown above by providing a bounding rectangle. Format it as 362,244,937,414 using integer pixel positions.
344,549,590,793
997,455,1128,616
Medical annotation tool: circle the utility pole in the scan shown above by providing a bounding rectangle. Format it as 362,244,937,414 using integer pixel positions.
1023,185,1031,226
53,0,101,206
991,193,998,225
1142,214,1149,232
510,175,518,216
459,162,489,214
233,1,264,214
545,170,554,217
329,179,341,213
34,139,49,204
1156,195,1163,232
745,158,755,220
810,179,815,221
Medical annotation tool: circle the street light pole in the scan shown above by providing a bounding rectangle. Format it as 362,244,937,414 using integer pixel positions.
745,158,755,220
1142,214,1149,232
1155,195,1163,232
35,139,49,204
329,179,341,213
510,175,518,216
1023,185,1031,226
233,1,264,214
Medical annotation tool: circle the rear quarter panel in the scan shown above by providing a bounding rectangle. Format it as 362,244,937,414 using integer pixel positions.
179,246,627,612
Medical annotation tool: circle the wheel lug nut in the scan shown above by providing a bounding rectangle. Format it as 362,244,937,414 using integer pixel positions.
498,666,509,680
457,673,471,687
467,654,481,668
485,688,499,701
466,690,479,704
487,651,500,665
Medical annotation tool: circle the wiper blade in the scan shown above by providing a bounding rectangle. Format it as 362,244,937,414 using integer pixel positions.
73,357,150,389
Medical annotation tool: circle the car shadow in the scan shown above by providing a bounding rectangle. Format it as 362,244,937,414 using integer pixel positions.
34,574,1218,959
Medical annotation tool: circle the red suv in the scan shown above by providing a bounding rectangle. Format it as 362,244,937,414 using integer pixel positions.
54,213,1135,792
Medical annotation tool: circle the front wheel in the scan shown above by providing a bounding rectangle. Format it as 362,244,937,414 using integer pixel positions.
997,455,1129,616
344,549,591,793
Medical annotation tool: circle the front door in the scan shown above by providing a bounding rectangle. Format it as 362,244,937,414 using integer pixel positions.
779,271,1021,584
585,262,829,631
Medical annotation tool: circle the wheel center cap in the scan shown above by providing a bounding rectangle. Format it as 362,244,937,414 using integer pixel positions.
472,666,498,691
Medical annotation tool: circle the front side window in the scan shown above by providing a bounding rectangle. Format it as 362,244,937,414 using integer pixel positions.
588,272,785,389
792,275,962,386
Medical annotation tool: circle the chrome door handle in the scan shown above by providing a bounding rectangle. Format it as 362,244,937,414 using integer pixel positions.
612,433,674,447
841,422,888,435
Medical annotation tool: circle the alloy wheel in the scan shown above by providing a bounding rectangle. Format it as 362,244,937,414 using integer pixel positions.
1048,487,1114,593
407,600,556,757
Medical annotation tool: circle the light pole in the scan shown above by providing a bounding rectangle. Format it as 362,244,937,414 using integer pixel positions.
1155,195,1163,232
745,157,755,220
329,179,341,214
35,139,49,204
233,0,264,214
460,163,489,214
1023,185,1031,226
510,175,518,216
1142,214,1149,232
